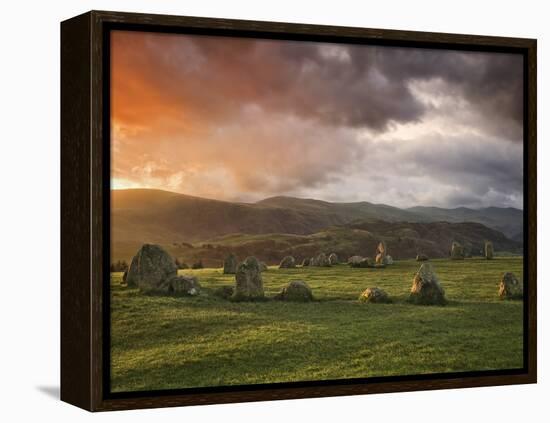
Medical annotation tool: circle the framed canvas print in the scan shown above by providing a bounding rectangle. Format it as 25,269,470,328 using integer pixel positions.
60,10,537,411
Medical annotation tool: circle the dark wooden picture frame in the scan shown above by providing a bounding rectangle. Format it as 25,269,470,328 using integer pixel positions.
61,10,537,412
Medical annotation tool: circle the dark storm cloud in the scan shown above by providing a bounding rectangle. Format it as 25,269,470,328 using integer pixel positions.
112,31,524,208
112,31,523,135
399,133,524,208
373,47,523,140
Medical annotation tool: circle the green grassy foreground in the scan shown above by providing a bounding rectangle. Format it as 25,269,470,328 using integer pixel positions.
110,257,524,393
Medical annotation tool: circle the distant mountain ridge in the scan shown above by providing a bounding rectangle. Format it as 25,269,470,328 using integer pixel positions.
406,205,523,241
111,189,523,261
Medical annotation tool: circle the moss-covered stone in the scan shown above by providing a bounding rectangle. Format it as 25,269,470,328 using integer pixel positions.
213,285,234,299
358,287,391,303
311,253,331,267
275,280,314,302
223,253,238,274
409,263,446,305
279,255,296,269
499,272,523,300
485,241,494,260
451,241,465,260
232,256,264,301
126,244,178,291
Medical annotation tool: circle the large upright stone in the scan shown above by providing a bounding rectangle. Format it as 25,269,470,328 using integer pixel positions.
233,256,264,300
450,242,465,260
409,263,446,305
279,255,296,269
223,253,238,274
312,253,331,267
485,241,494,260
328,253,339,265
375,241,387,264
499,272,523,300
126,244,177,291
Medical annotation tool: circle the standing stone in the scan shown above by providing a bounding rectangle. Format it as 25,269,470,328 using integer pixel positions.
159,274,201,296
348,255,364,266
275,280,314,302
213,285,234,299
416,254,429,261
328,253,339,265
359,287,391,303
360,257,375,268
301,258,310,266
384,255,394,265
223,253,238,274
122,270,128,284
450,241,465,260
350,257,373,268
313,253,331,267
126,244,178,291
485,241,494,260
409,263,446,305
375,241,387,264
499,272,523,300
233,256,264,300
279,255,296,269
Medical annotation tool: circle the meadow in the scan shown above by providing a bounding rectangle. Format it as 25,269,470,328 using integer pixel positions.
110,257,523,393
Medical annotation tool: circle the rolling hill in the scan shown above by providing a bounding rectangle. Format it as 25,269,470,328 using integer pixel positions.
111,189,523,263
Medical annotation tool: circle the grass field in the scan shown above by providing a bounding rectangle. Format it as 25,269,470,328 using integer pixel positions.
110,257,524,393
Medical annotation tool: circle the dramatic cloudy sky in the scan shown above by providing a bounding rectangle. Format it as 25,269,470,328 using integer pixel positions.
111,30,524,208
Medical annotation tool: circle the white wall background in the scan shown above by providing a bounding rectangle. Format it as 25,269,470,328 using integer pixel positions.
0,0,546,421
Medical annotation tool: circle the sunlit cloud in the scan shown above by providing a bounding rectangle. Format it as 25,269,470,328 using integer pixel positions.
110,31,523,208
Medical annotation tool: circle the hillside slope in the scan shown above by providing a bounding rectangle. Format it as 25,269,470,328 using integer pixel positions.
407,206,523,241
112,189,523,245
111,189,523,264
113,220,522,266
